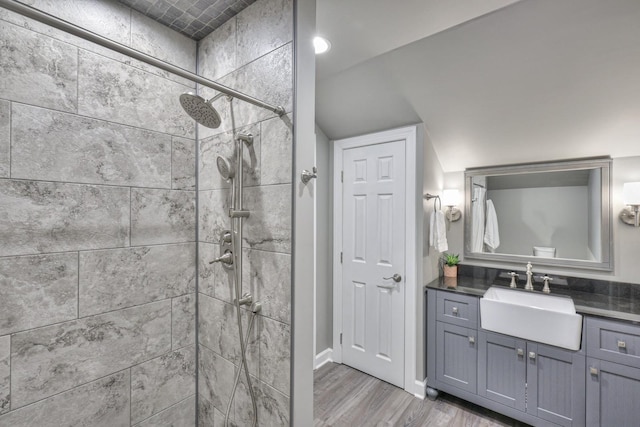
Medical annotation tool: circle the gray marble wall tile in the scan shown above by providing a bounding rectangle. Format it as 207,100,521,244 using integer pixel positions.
0,100,9,178
236,0,293,67
172,293,195,349
198,294,258,375
131,10,196,73
24,0,131,45
198,17,237,81
198,397,227,427
256,380,290,426
11,300,171,407
0,370,130,427
197,43,292,140
135,395,196,427
0,180,129,257
243,184,292,253
199,242,234,301
199,189,231,244
258,316,290,396
172,136,196,190
79,244,196,316
233,376,289,427
0,9,194,87
199,122,261,191
11,104,172,188
0,253,78,336
131,346,195,423
198,346,236,416
131,189,196,246
219,43,292,133
0,335,9,415
243,249,291,324
0,21,78,112
77,50,195,138
260,114,293,185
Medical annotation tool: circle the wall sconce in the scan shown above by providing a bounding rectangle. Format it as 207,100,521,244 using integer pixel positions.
620,182,640,227
442,189,462,222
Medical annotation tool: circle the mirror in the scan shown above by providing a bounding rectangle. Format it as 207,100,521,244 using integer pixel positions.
464,157,612,271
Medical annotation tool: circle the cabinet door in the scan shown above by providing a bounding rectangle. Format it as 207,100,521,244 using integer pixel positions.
527,343,585,427
436,322,477,393
478,331,526,411
586,357,640,427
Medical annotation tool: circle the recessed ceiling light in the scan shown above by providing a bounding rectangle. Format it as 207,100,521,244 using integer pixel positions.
313,36,331,54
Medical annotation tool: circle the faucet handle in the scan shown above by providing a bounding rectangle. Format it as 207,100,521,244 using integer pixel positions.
509,272,519,288
537,275,553,293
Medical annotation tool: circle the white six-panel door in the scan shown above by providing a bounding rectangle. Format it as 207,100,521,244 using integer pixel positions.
341,139,406,387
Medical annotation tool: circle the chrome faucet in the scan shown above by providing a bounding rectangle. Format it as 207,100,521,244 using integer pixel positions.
524,262,534,290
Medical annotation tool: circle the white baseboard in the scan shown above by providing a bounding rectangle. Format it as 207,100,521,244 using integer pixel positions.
314,348,333,370
407,378,427,400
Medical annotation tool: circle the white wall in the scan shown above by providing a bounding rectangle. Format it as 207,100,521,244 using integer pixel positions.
445,156,640,284
419,125,444,380
315,125,333,355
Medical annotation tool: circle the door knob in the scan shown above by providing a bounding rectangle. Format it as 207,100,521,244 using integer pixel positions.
383,274,402,283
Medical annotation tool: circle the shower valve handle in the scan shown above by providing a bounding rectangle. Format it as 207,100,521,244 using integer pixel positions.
301,167,318,184
210,252,234,265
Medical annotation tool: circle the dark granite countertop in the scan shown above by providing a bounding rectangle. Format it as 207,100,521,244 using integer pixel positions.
426,275,640,324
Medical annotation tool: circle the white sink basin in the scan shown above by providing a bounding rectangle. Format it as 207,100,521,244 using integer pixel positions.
480,286,582,350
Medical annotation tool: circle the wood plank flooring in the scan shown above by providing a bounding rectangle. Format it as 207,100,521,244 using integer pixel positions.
314,363,529,427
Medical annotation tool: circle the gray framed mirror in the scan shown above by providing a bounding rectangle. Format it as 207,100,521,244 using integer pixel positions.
464,157,612,271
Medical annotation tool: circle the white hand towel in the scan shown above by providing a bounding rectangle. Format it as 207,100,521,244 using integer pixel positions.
471,187,486,252
484,199,500,252
429,210,448,252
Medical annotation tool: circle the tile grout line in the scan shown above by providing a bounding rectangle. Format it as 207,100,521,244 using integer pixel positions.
0,241,198,260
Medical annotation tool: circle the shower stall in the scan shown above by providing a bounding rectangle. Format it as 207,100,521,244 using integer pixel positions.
0,0,294,425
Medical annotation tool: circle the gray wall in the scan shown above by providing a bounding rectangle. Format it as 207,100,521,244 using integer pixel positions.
446,155,640,284
588,168,602,260
195,0,293,424
0,1,197,425
315,125,333,355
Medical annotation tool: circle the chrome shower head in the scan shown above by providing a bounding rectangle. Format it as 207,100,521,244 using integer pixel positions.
216,155,235,181
179,92,222,128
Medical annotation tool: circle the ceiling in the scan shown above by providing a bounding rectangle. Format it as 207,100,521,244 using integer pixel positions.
315,0,640,172
120,0,255,40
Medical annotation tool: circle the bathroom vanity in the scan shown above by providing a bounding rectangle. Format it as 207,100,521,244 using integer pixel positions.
426,275,640,427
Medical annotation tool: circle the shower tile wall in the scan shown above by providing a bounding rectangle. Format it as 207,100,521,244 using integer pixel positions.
196,0,293,425
0,1,197,425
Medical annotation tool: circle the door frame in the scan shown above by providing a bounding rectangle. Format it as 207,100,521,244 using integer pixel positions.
332,125,420,396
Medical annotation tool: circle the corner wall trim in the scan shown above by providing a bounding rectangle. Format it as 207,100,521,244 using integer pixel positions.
411,378,427,400
314,348,334,370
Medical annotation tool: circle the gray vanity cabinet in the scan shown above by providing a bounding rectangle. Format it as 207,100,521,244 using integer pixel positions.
585,317,640,427
477,331,585,426
478,331,526,411
436,322,478,393
585,358,640,427
526,343,585,427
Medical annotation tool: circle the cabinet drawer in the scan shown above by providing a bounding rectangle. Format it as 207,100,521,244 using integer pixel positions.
436,291,478,328
586,317,640,368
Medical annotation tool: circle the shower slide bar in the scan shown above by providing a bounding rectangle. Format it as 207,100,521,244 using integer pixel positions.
0,0,286,117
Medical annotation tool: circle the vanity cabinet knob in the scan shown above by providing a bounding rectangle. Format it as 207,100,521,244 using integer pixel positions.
517,348,524,357
468,336,475,344
590,367,598,376
618,340,626,349
452,307,459,315
528,352,536,360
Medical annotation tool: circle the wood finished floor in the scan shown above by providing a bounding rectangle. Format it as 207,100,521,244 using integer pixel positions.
314,363,529,427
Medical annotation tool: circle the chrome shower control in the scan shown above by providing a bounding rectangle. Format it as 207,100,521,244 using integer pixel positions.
210,251,233,265
301,166,317,184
